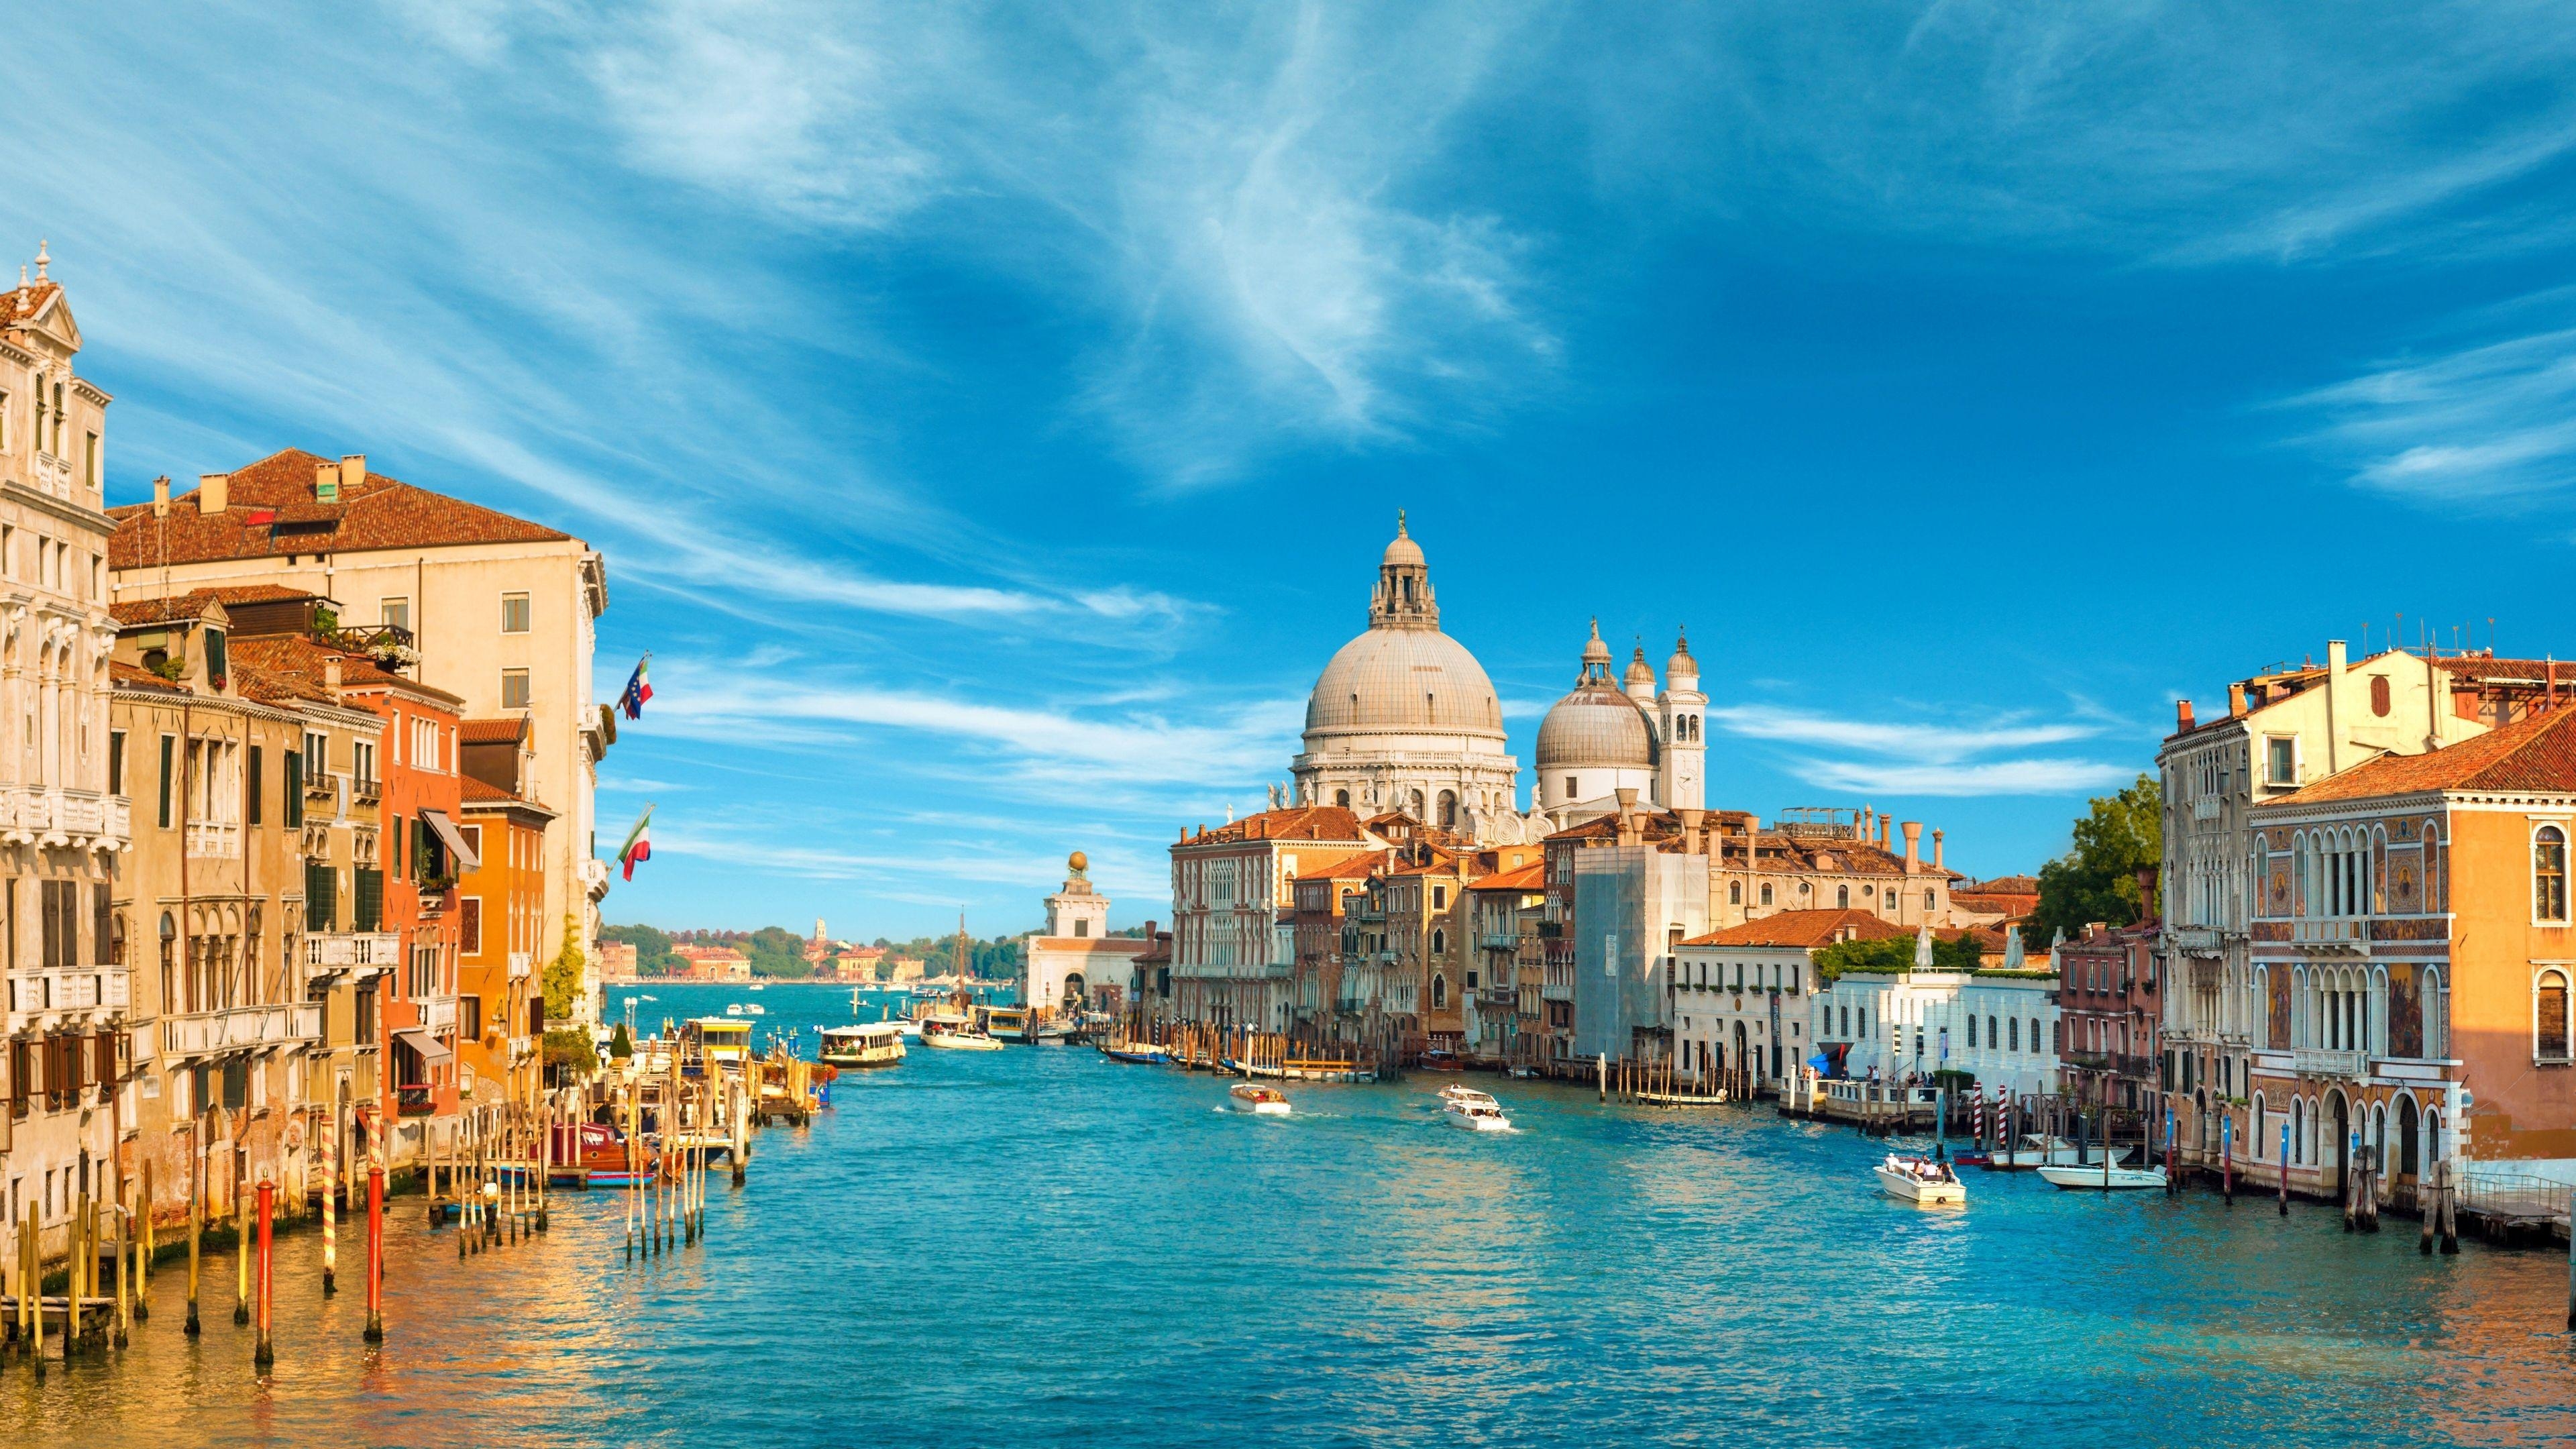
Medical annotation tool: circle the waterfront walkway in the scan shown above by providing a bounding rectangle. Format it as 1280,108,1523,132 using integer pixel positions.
32,1000,2576,1448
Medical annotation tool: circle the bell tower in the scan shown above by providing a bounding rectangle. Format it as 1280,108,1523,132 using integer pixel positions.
1659,629,1705,811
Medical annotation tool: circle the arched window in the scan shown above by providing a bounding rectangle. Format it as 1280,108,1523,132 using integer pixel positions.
2008,1017,2019,1051
2536,826,2568,922
2292,1097,2305,1164
2371,674,2392,717
1430,929,1445,955
1431,975,1446,1009
1759,883,1773,906
1836,885,1849,909
1334,789,1350,808
1988,1014,1998,1049
2423,967,2447,1059
2425,1110,2443,1165
2253,1092,2267,1158
2536,968,2573,1064
1407,789,1426,821
1729,881,1743,905
1437,790,1458,829
2423,824,2443,912
2253,839,2269,918
2251,964,2269,1049
1923,889,1935,911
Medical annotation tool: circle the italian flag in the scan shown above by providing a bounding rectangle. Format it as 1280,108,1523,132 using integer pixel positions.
618,806,654,881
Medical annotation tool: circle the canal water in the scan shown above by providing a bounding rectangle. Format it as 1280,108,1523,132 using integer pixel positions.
31,981,2576,1448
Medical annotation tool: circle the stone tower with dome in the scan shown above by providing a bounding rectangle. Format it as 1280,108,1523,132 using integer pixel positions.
1291,514,1526,839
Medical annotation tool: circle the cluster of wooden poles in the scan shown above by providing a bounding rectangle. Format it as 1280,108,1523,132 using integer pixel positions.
426,1106,555,1260
1599,1054,1727,1105
1111,1012,1401,1080
621,1068,728,1264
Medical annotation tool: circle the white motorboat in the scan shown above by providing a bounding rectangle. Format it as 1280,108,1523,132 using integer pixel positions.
745,1004,767,1017
1876,1154,1967,1205
918,1012,1002,1051
818,1022,907,1069
1986,1133,2085,1169
1440,1085,1511,1132
724,1004,745,1017
1229,1083,1291,1116
2038,1159,2169,1191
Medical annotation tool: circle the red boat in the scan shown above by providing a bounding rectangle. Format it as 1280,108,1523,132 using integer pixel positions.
549,1121,659,1189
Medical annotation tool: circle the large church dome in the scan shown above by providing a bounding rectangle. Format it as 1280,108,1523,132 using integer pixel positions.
1305,627,1504,736
1303,513,1505,741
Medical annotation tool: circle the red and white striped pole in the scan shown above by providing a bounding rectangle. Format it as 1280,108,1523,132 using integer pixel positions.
253,1177,276,1370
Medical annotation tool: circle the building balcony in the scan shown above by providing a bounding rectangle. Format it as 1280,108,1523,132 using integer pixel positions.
396,1084,436,1116
352,775,383,805
7,964,130,1030
2288,919,2369,951
579,856,611,900
305,768,341,803
0,786,129,851
423,994,460,1032
186,819,241,859
1477,931,1518,950
2292,1047,2365,1080
303,932,400,981
508,951,534,981
162,1002,323,1060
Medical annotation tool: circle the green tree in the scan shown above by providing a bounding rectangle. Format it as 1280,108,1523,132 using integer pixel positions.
542,915,586,1021
2029,773,2163,943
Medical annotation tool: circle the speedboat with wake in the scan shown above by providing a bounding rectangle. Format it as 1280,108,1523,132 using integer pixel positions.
1440,1085,1511,1132
1875,1153,1966,1205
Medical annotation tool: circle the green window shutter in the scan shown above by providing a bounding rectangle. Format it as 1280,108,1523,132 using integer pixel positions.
157,735,174,829
247,747,262,827
354,869,383,934
284,750,302,828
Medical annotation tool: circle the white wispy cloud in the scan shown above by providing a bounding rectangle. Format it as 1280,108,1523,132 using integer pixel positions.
2286,317,2576,504
1705,702,2125,798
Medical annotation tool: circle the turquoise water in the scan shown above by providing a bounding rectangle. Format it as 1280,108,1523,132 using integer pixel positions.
36,981,2576,1447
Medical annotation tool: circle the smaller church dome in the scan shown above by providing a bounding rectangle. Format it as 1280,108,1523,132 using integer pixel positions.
1623,645,1657,700
1538,622,1656,771
1381,513,1426,570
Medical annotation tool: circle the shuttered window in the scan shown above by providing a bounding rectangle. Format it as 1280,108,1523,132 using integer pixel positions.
354,869,383,934
305,860,336,932
157,735,174,828
247,747,262,826
283,750,303,829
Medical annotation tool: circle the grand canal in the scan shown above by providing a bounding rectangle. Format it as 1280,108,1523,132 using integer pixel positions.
31,982,2576,1447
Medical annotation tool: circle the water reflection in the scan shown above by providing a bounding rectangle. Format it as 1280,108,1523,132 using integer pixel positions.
25,982,2576,1446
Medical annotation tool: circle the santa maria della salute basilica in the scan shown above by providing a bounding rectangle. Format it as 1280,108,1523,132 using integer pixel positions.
1286,514,1704,843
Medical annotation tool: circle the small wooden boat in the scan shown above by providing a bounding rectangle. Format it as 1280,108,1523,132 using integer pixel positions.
819,1022,907,1068
1229,1083,1291,1116
2038,1159,2169,1191
1440,1085,1511,1132
1099,1041,1171,1065
1418,1049,1463,1072
1876,1154,1966,1205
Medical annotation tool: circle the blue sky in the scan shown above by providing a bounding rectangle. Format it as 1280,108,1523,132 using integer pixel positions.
16,3,2576,937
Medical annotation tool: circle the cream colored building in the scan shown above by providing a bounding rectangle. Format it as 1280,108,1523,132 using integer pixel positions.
0,251,131,1264
109,448,610,1030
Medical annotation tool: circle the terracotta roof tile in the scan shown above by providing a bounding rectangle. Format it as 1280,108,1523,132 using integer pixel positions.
460,717,528,745
1469,862,1548,891
109,659,186,694
1680,910,1913,949
110,592,224,628
107,448,571,569
1183,805,1372,845
2265,706,2576,804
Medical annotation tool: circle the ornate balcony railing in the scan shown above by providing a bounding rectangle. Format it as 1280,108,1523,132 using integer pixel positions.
186,819,241,859
2292,1047,2365,1079
7,965,130,1026
303,932,400,976
396,1084,435,1117
162,1002,323,1059
424,994,460,1032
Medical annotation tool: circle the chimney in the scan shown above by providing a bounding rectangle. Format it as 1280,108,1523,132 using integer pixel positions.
1879,814,1891,849
1901,821,1922,874
1678,808,1706,855
152,475,170,518
1615,788,1641,846
197,472,229,513
2134,865,2160,929
323,654,343,692
1932,828,1945,870
2326,639,2348,773
2227,682,2247,716
2175,698,2195,733
314,459,341,502
341,453,367,489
